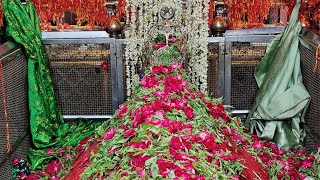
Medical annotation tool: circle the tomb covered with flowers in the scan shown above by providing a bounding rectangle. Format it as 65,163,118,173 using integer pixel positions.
0,0,319,179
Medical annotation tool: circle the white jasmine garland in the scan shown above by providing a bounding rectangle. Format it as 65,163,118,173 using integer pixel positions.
125,0,210,95
186,0,209,92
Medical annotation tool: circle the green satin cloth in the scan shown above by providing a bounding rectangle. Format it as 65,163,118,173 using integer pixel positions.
3,0,67,149
246,0,310,151
3,0,98,169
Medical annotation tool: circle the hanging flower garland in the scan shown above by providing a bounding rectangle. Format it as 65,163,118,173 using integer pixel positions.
124,0,138,97
208,0,215,27
124,0,210,96
124,0,186,96
280,0,320,29
35,0,108,30
0,0,319,31
116,0,126,21
0,4,3,28
222,0,272,29
186,0,210,91
13,0,125,31
222,0,320,30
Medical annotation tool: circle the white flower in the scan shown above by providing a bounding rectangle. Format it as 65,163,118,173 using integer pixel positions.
125,0,210,95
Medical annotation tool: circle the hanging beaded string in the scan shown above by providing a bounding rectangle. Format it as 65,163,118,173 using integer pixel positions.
0,61,11,152
314,45,320,73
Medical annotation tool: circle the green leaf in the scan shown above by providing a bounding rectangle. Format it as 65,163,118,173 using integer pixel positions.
144,156,159,177
153,34,165,43
224,150,231,156
145,156,156,166
113,156,121,162
105,161,117,170
169,170,176,179
97,125,106,137
119,156,130,169
214,138,222,144
114,138,128,144
150,162,159,177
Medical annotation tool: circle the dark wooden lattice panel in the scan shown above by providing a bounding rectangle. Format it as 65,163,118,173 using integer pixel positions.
0,47,30,179
207,43,220,98
44,43,113,115
299,43,320,153
230,42,268,110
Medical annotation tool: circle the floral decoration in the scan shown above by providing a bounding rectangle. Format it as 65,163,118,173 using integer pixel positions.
186,0,210,91
208,0,215,27
222,0,272,29
124,0,185,96
280,0,320,29
124,0,210,96
115,0,126,21
12,138,95,180
223,0,320,30
14,63,320,179
0,0,126,31
0,4,3,27
12,158,31,180
0,0,319,31
32,0,108,30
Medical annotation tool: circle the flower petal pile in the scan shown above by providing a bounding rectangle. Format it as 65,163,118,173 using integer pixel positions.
14,64,320,179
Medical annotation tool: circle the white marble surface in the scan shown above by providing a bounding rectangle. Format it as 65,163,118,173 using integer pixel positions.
41,31,109,39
